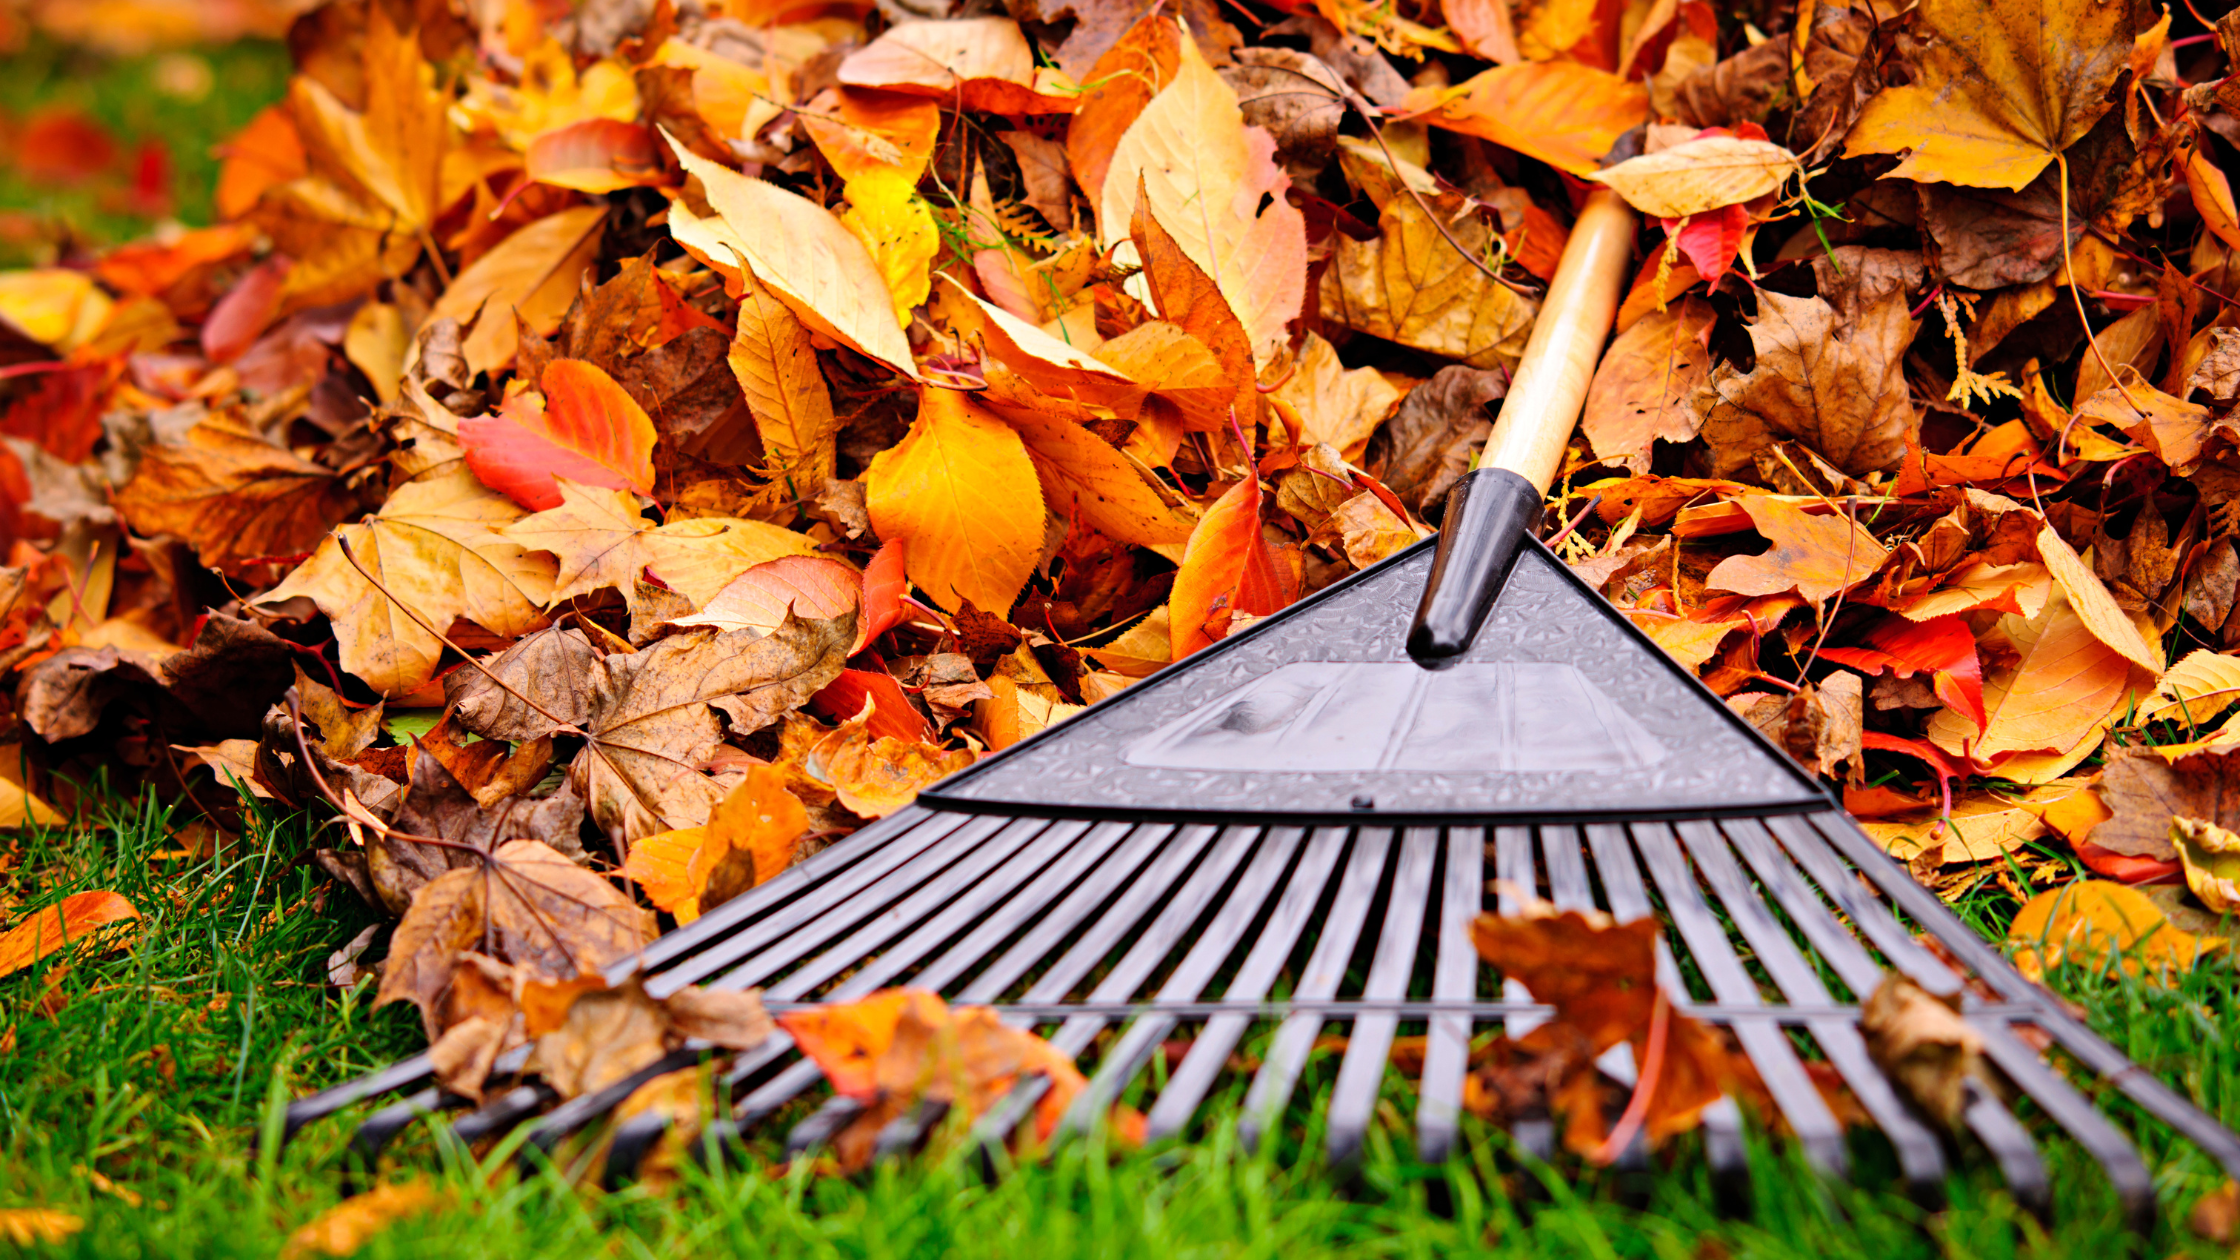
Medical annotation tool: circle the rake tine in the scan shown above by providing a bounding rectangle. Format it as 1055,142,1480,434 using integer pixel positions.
1416,827,1484,1165
1237,829,1394,1154
1583,823,1751,1200
625,805,963,982
1134,827,1343,1142
344,1087,456,1175
787,1094,868,1158
603,1111,675,1191
276,1052,438,1150
1978,1020,2156,1231
650,814,1018,995
1063,827,1318,1140
516,1048,702,1171
1961,1078,2051,1218
1489,826,1558,1167
952,824,1203,1004
874,1099,952,1162
1326,827,1439,1168
1685,821,1947,1200
447,1082,556,1150
1636,822,1847,1178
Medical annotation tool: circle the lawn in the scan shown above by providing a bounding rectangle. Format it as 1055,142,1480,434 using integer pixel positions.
4,792,2240,1258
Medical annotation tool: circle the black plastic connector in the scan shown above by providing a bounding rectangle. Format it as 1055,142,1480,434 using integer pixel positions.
1406,468,1542,668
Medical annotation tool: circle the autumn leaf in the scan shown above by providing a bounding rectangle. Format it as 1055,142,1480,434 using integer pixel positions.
1101,27,1306,362
667,140,918,379
113,407,360,569
2140,650,2240,727
1169,473,1296,657
671,556,863,639
863,387,1046,615
1843,0,2134,190
1403,61,1647,176
1699,289,1918,478
428,204,608,379
1819,614,1987,731
729,262,839,486
461,359,659,511
838,18,1081,114
259,467,557,696
626,765,812,920
802,89,943,327
1588,134,1799,218
1581,295,1716,469
1925,591,2136,774
0,890,139,980
2008,879,2220,982
501,480,820,617
1705,495,1890,608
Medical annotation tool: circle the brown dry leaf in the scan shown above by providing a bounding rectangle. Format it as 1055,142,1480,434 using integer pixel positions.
289,663,380,761
1860,974,1980,1128
372,751,584,915
572,615,852,842
373,866,486,1036
815,704,977,819
1582,295,1716,469
1101,30,1305,361
501,480,820,618
1699,290,1918,477
112,408,360,569
1318,148,1536,370
1271,333,1409,462
1727,671,1862,779
1705,496,1890,608
1372,366,1506,512
1843,0,2134,189
444,625,600,743
2093,748,2240,862
1471,905,1659,1051
259,467,557,696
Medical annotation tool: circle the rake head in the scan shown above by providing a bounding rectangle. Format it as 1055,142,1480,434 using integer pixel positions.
283,536,2240,1229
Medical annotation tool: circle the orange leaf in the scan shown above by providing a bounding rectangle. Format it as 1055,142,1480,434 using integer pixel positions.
673,556,862,639
526,119,664,194
1404,62,1647,176
1169,475,1294,659
460,359,658,511
863,387,1045,614
623,766,809,922
0,891,140,980
214,103,305,221
811,669,935,744
837,18,1080,115
859,538,908,647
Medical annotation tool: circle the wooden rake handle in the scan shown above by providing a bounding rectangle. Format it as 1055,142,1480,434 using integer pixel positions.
1406,189,1638,667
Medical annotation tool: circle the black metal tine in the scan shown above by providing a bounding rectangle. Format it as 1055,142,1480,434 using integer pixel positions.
601,820,1152,1184
1138,827,1352,1142
967,826,1265,1149
1748,816,2064,1203
1416,827,1483,1164
874,1098,952,1162
693,816,1058,997
1237,829,1395,1153
1495,825,1556,1163
516,1049,703,1169
953,824,1204,1005
648,813,1017,996
787,1095,868,1157
1062,826,1320,1139
333,1043,536,1165
278,1052,438,1149
450,1082,558,1148
628,806,968,982
1632,822,1848,1177
1682,821,1947,1197
1583,823,1749,1197
1799,812,2240,1182
1962,1077,2051,1218
1977,1020,2156,1230
1326,827,1440,1166
1766,815,1962,995
905,820,1145,996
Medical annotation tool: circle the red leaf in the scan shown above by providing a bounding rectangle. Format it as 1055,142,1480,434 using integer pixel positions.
1820,615,1986,732
1661,203,1747,283
2075,841,2183,885
858,538,908,648
199,255,290,365
14,109,118,187
812,668,936,743
1859,730,1961,814
1169,475,1296,658
460,358,659,511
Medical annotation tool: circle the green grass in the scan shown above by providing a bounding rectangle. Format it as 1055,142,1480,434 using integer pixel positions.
0,38,291,257
6,795,2240,1257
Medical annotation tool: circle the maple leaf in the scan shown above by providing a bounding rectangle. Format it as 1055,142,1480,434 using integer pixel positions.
571,614,854,842
1698,289,1918,478
460,358,658,511
1101,28,1306,362
1705,495,1891,609
258,467,557,696
1581,295,1717,470
500,480,820,617
1842,0,2134,190
863,387,1047,615
112,407,361,569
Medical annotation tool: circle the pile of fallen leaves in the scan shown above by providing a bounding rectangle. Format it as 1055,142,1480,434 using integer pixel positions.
8,0,2240,1179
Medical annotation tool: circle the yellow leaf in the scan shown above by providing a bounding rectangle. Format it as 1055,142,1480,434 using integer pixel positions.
280,1181,446,1260
343,301,409,405
0,269,111,350
428,204,607,378
1704,495,1890,608
260,467,556,696
1083,607,1172,677
1893,559,2052,621
2172,817,2240,915
804,88,942,327
0,1210,83,1246
626,767,811,921
863,388,1046,614
1842,0,2132,189
0,744,62,830
1586,135,1801,218
2141,650,2240,728
666,139,918,378
1100,28,1306,362
502,481,820,614
2036,524,2162,674
728,264,839,485
2008,880,2219,983
1926,591,2135,764
1862,790,2060,864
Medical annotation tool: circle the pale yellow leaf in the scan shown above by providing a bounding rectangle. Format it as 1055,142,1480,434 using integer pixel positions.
2037,524,2162,673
